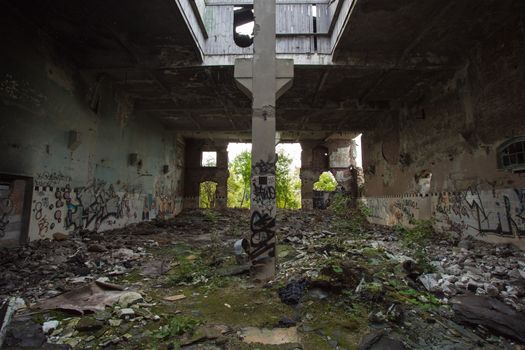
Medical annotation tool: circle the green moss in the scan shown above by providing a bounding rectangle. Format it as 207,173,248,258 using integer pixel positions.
31,310,71,325
301,300,368,349
169,283,295,328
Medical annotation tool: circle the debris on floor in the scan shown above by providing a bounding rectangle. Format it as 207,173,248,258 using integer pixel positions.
240,326,301,345
0,209,524,349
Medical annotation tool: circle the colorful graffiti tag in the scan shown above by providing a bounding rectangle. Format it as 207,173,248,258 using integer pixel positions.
29,178,171,239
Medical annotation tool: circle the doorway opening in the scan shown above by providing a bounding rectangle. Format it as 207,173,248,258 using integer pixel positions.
313,171,337,209
226,143,302,209
199,181,217,209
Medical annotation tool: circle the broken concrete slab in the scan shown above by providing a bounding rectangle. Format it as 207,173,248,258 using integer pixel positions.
451,295,525,343
358,331,405,350
240,326,300,345
163,294,186,302
140,259,171,277
117,291,143,308
36,281,128,314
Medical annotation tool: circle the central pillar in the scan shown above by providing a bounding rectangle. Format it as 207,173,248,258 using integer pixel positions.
249,0,278,283
234,0,293,282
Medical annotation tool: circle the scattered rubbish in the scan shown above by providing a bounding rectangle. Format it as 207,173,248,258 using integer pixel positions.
117,308,135,318
451,295,525,343
52,232,68,241
75,317,104,332
36,281,127,314
141,259,171,277
0,209,523,349
234,238,248,255
163,294,186,302
87,243,107,253
42,320,59,334
0,299,16,348
278,279,308,305
108,319,122,327
240,326,300,345
307,287,329,300
358,330,405,350
118,291,143,308
418,273,440,292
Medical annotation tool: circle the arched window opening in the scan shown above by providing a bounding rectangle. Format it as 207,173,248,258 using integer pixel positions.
199,181,217,208
498,137,525,173
313,171,337,192
233,6,254,48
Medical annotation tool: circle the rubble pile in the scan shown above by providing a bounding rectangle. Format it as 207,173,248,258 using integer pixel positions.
419,238,525,311
0,209,523,349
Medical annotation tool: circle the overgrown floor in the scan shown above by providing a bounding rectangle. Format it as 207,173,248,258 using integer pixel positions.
1,209,524,349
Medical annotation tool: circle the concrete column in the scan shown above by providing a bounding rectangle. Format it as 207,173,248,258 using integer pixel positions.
327,139,357,192
299,141,315,210
249,0,278,282
216,144,229,209
300,169,316,210
234,0,293,282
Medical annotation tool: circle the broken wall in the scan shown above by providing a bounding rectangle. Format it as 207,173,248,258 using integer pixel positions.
362,18,525,248
0,11,183,244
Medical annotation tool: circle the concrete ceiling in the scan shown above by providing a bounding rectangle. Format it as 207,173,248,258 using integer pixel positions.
7,0,524,136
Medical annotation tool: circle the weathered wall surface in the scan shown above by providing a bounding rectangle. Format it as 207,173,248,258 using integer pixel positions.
362,18,525,248
0,12,183,244
364,188,525,250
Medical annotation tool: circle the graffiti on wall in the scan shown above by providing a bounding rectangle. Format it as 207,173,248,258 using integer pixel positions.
35,172,72,188
392,199,419,223
31,180,144,239
63,182,134,231
365,186,525,246
437,187,525,238
154,179,178,219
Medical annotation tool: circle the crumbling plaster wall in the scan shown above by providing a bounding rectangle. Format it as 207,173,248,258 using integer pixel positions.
0,14,183,244
362,21,525,248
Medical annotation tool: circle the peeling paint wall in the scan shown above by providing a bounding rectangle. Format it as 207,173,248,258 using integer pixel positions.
362,18,525,248
0,13,183,244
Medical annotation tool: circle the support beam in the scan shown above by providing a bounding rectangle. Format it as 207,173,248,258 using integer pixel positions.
249,0,278,283
234,0,293,283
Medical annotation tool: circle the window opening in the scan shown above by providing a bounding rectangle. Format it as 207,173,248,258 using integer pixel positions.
234,5,254,48
201,151,217,167
312,4,318,52
498,137,525,173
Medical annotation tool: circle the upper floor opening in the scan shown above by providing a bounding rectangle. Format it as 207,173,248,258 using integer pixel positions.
178,0,355,65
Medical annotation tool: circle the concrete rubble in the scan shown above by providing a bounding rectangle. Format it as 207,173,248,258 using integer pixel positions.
0,209,524,349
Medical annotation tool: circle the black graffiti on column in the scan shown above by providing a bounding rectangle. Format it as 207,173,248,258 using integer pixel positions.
252,182,276,203
253,158,276,175
249,211,276,260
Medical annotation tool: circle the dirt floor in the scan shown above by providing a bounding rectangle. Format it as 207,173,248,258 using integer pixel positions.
1,209,524,349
